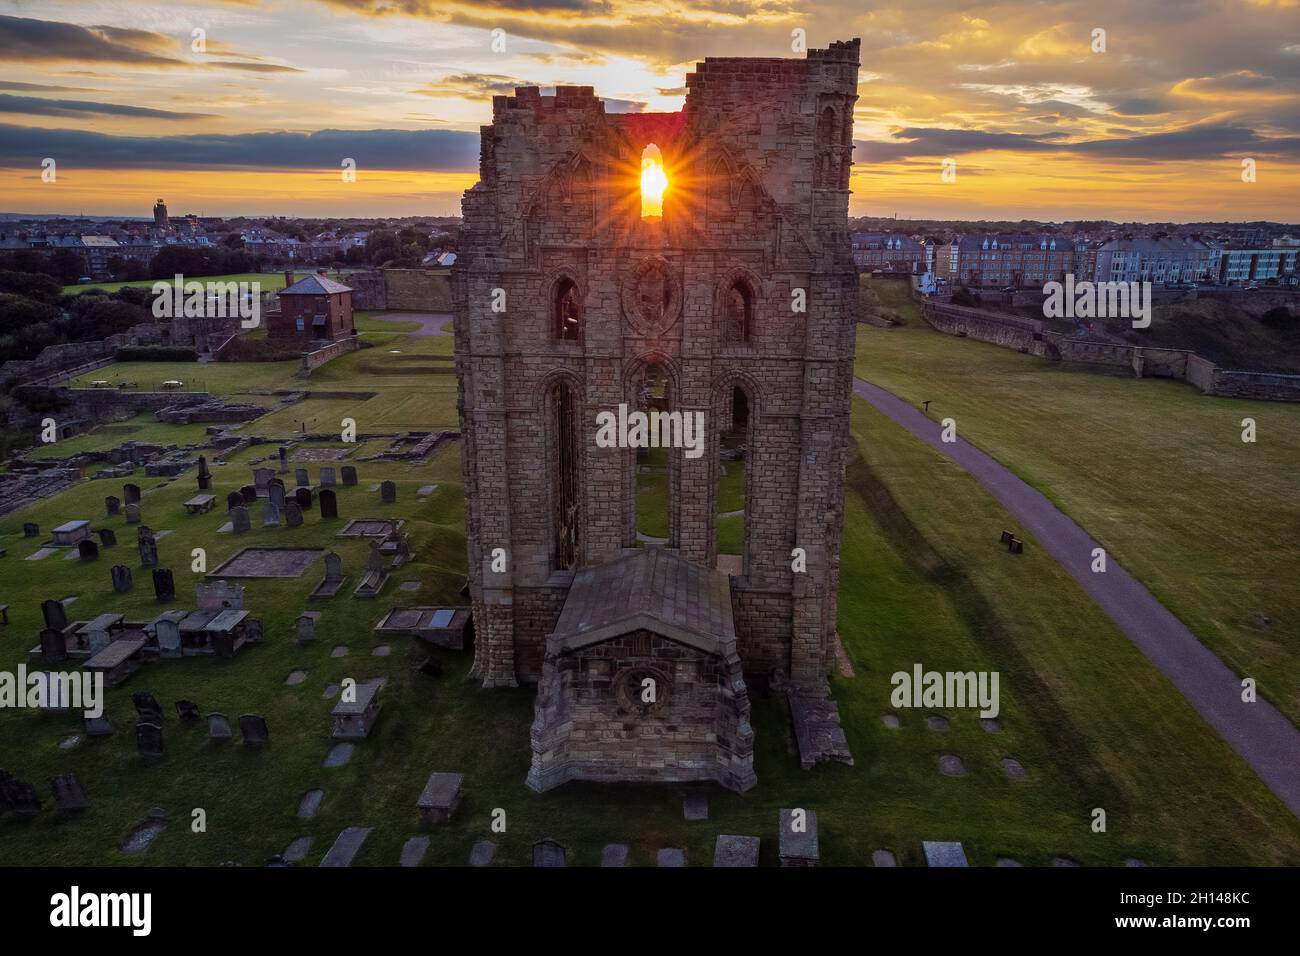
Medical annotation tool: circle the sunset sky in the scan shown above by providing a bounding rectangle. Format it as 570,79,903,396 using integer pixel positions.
0,0,1297,221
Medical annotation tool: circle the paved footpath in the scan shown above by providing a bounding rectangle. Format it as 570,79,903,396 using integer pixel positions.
853,377,1300,819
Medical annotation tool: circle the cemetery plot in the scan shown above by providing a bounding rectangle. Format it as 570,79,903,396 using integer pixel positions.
336,519,403,538
208,547,325,578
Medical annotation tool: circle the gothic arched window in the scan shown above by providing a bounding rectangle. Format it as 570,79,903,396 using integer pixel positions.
554,276,581,342
724,279,753,345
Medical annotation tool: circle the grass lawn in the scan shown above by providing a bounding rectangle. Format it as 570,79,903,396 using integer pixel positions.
1,403,1296,865
857,277,1300,723
62,271,354,296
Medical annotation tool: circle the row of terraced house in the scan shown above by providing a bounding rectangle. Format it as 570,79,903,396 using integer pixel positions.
852,231,1300,289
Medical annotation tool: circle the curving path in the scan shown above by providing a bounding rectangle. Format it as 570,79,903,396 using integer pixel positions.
853,376,1300,819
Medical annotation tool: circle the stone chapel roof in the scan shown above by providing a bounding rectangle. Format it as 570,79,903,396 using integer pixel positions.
550,549,735,653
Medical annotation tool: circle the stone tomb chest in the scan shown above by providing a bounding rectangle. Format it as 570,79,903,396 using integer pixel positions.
526,550,756,794
331,679,383,740
52,520,91,547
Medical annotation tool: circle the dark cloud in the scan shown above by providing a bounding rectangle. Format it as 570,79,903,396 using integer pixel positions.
0,94,213,120
855,123,1300,163
0,81,103,93
0,15,182,65
414,74,525,97
0,123,480,171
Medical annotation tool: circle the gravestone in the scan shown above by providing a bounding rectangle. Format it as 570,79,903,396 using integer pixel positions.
175,700,200,721
124,503,141,525
295,487,313,511
0,774,41,818
313,551,344,597
245,618,264,643
97,528,117,548
42,598,68,631
231,506,251,534
208,713,233,741
84,715,114,736
381,481,396,504
197,455,212,490
123,483,141,505
240,484,257,504
601,844,629,867
133,692,164,723
269,483,286,511
155,617,180,657
278,446,288,473
105,495,121,516
253,468,274,493
111,565,133,593
78,539,99,561
284,501,304,528
138,533,157,568
22,522,38,537
196,580,244,610
297,611,320,644
239,714,270,747
152,568,175,603
341,466,357,486
778,808,819,866
261,501,281,528
469,841,497,867
319,489,338,520
226,491,243,512
40,628,67,662
320,467,337,487
136,722,164,759
295,468,310,488
532,839,567,868
714,835,761,867
52,772,89,815
922,841,969,868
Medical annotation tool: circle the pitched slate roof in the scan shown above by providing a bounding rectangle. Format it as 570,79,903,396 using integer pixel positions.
550,549,735,653
279,274,353,296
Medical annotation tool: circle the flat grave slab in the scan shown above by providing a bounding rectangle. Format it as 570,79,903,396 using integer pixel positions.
208,547,324,578
469,840,496,867
336,518,403,538
714,835,760,867
400,836,430,867
601,844,629,867
319,826,371,867
283,837,313,863
922,841,969,867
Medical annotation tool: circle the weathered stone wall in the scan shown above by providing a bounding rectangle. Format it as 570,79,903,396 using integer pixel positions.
385,269,452,311
921,301,1042,352
1211,369,1300,401
298,335,361,376
525,629,755,792
455,38,863,692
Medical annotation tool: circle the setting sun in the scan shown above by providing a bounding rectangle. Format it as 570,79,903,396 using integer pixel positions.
640,145,668,218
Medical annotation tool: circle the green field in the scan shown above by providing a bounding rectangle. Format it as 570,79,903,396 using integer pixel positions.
62,271,355,296
858,278,1300,723
1,292,1297,865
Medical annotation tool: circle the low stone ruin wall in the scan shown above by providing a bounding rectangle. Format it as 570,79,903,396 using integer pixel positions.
299,336,362,376
921,301,1042,352
384,269,452,311
1210,369,1300,401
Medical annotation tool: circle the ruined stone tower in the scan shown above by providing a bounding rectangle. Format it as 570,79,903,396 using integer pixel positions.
453,39,860,792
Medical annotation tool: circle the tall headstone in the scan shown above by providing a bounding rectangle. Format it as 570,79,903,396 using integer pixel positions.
341,466,358,486
138,532,158,568
226,491,244,512
136,723,164,759
42,598,68,631
261,501,281,528
295,468,310,488
105,495,121,516
40,628,67,662
278,446,289,474
23,522,39,537
111,565,133,593
231,505,251,534
123,483,141,505
78,539,99,561
197,455,212,490
294,487,313,511
239,714,270,746
319,488,338,520
155,617,181,657
320,467,337,487
253,468,274,493
240,484,257,504
381,480,396,504
152,568,175,603
124,503,141,525
284,501,304,528
97,528,117,548
269,482,286,511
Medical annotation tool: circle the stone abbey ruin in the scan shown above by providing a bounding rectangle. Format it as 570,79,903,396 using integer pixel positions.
454,39,862,793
